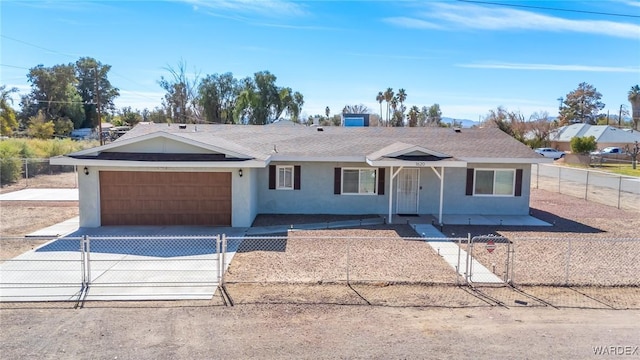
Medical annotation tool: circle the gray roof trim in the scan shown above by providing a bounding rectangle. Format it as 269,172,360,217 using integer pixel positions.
49,156,268,168
460,157,552,164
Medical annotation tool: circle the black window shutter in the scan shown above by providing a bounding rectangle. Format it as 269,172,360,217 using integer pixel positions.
269,165,276,189
334,168,341,194
294,165,301,190
465,168,474,196
378,168,385,195
514,169,523,197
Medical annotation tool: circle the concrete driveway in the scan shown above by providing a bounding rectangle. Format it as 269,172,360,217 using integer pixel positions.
1,226,246,302
0,188,78,201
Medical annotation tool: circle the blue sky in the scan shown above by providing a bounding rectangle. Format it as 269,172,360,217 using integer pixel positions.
1,0,639,122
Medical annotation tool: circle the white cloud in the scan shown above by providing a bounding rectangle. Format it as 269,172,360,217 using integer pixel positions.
387,3,640,39
458,62,640,73
382,17,442,30
183,0,308,17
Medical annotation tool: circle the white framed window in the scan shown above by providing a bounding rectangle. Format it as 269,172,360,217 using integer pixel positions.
342,168,377,195
277,165,294,190
474,169,515,196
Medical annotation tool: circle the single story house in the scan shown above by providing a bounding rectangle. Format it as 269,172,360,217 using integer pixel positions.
51,123,549,228
549,124,640,152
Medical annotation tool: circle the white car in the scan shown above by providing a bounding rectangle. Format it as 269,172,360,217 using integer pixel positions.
535,148,565,160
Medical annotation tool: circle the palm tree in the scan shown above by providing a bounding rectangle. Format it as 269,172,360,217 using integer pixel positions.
383,88,394,127
628,85,640,130
397,88,407,115
390,96,399,126
407,105,420,127
376,91,384,126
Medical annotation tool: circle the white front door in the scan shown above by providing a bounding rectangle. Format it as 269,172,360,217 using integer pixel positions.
396,168,419,215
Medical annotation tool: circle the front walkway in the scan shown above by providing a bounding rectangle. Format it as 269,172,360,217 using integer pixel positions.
413,224,503,284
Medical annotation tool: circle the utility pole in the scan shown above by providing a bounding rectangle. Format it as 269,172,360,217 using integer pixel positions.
94,65,103,145
619,104,623,127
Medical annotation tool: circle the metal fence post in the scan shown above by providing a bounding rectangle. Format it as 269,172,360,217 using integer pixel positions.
85,235,91,286
216,235,221,284
564,237,572,286
221,234,227,283
466,234,472,284
346,237,350,284
24,158,28,186
456,236,463,286
617,176,622,209
80,235,87,286
584,170,589,200
558,166,561,194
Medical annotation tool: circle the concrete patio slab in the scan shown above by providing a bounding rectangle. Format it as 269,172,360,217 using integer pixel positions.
0,188,78,201
440,214,551,226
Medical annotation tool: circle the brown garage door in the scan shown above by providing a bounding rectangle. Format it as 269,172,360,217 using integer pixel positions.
100,171,231,226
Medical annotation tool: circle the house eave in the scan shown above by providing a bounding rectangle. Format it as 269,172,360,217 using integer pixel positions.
50,156,268,168
461,157,552,164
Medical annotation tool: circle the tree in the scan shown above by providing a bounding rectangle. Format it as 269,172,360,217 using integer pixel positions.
396,88,407,120
526,111,554,149
158,60,201,123
75,57,119,128
628,85,640,130
233,71,304,124
27,110,55,139
198,72,240,124
21,63,83,123
383,88,394,127
425,104,442,127
375,92,384,124
407,106,419,127
342,104,370,114
558,82,605,125
0,85,19,136
483,106,526,143
570,136,597,154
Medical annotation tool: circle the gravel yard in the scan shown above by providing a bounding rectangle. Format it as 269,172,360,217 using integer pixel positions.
225,226,459,284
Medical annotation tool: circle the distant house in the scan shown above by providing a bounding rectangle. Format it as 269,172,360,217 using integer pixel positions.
549,124,640,152
51,123,548,228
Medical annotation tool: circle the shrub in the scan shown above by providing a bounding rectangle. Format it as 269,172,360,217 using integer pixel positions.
570,136,597,154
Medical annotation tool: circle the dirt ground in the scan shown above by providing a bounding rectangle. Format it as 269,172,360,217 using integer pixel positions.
1,303,639,359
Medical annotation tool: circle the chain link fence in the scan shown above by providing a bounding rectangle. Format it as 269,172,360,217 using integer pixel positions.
0,235,222,302
532,163,640,211
2,233,639,304
0,158,77,188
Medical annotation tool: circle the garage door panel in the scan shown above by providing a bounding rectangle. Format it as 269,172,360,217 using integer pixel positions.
100,171,231,226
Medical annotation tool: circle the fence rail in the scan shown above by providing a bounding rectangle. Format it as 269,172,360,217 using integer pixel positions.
531,163,640,211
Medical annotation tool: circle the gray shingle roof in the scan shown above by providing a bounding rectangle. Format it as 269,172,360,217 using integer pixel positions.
117,123,540,161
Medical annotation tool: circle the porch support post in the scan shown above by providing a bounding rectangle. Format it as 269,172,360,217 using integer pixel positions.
439,166,444,225
430,166,445,225
387,166,403,224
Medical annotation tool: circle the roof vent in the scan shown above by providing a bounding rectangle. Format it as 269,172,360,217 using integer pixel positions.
317,127,324,132
178,124,187,130
453,127,461,133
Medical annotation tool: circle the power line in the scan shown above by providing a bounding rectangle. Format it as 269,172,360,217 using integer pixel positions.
0,64,31,70
1,34,163,105
456,0,640,18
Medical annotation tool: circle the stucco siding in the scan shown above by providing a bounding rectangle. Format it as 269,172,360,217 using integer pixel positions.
439,164,531,215
257,162,390,215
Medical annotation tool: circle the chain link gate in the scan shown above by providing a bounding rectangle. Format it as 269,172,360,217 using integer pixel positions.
464,235,514,285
